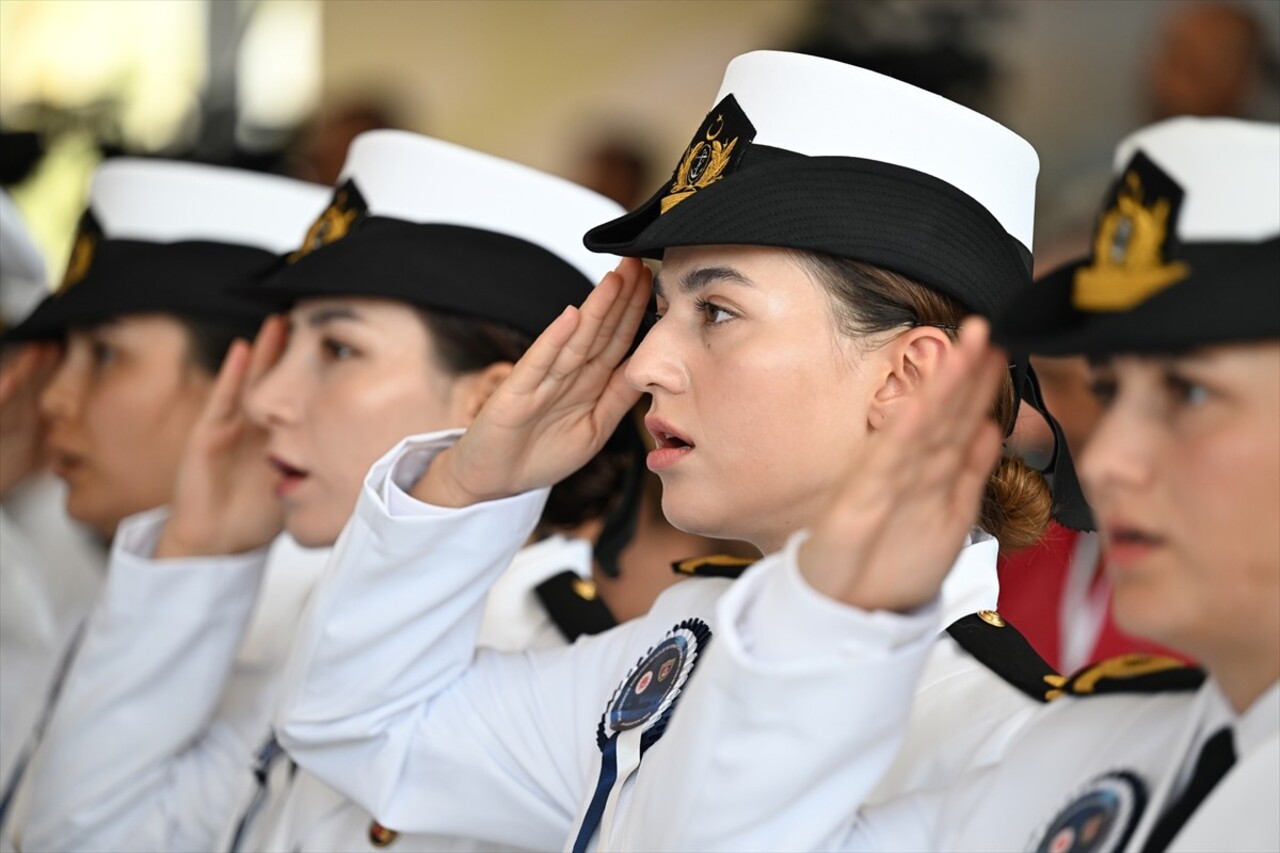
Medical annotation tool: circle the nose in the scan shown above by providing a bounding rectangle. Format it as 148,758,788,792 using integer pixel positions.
1079,406,1153,510
244,351,302,430
39,343,87,426
624,317,687,396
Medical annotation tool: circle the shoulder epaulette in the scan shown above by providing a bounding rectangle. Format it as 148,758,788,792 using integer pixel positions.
535,570,617,642
671,553,757,579
1059,654,1206,697
946,610,1064,703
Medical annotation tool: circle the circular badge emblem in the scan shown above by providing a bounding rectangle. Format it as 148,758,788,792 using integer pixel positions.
600,619,710,741
1033,772,1146,853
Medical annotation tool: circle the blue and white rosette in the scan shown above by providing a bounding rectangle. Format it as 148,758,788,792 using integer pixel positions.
1030,771,1146,853
570,618,711,853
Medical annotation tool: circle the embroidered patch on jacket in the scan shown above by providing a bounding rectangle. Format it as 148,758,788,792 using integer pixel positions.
1032,771,1146,853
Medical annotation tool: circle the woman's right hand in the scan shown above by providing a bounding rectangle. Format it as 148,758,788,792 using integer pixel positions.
798,320,1008,614
154,316,289,559
414,258,651,507
0,342,62,498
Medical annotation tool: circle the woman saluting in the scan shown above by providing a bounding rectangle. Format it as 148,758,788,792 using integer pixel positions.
273,51,1067,850
621,117,1279,852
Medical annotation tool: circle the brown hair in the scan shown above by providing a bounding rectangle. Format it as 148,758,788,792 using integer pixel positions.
417,309,630,537
796,252,1052,552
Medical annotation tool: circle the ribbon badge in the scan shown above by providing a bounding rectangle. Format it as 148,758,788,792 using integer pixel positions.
571,618,711,852
1033,771,1146,853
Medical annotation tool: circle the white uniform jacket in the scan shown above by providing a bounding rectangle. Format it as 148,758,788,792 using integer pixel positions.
226,533,603,853
0,475,103,825
273,431,1044,851
4,508,326,853
615,552,1280,852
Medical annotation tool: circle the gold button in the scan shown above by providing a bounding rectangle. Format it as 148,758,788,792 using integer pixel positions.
571,578,598,601
977,609,1006,627
368,821,399,848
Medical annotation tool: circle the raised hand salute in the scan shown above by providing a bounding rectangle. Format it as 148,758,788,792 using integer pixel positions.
155,315,290,559
417,257,650,508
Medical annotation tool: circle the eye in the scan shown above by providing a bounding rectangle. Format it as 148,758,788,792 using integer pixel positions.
1086,375,1117,407
321,337,359,360
1164,372,1210,407
90,339,117,367
694,298,737,326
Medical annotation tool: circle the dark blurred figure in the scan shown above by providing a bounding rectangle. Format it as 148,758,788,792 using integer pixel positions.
287,99,401,186
575,136,653,210
1146,2,1268,120
790,0,1009,112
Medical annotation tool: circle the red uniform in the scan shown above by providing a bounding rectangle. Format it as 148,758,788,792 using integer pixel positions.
997,522,1192,672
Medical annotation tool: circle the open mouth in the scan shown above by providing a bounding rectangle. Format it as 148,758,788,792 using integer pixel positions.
644,417,695,471
1103,523,1165,568
48,448,85,479
268,455,310,497
654,430,693,450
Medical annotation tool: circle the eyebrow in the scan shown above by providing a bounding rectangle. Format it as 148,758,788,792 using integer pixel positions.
652,266,753,301
301,305,363,327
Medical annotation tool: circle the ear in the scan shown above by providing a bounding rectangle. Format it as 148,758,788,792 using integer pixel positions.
449,361,515,425
867,327,952,430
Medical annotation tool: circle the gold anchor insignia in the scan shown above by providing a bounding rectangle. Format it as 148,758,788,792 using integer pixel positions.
661,113,739,214
59,231,97,293
288,189,361,263
1073,171,1190,312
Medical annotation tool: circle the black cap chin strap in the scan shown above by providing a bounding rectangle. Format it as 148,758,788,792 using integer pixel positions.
1011,357,1096,532
593,415,648,578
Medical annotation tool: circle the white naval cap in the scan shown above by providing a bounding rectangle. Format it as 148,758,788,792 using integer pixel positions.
585,50,1039,319
996,116,1280,356
3,159,328,343
1111,117,1280,242
258,130,627,340
89,158,329,252
711,50,1039,248
337,130,624,283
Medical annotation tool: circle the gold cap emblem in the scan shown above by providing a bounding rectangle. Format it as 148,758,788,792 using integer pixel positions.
59,231,97,293
1073,169,1189,312
289,180,366,263
660,95,755,215
58,211,104,294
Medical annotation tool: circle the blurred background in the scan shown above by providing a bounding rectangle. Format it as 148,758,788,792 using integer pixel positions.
2,0,1278,282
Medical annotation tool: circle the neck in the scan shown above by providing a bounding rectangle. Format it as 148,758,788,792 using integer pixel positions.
1198,631,1280,715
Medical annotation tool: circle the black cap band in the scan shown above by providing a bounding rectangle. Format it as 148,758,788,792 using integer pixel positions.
4,239,279,343
251,218,595,339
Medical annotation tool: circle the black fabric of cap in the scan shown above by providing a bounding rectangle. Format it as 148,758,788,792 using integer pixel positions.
3,240,279,343
249,217,595,339
585,146,1032,319
996,238,1280,356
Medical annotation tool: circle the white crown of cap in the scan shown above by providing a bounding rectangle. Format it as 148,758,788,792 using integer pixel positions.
1112,117,1280,242
713,50,1039,248
337,130,624,284
0,191,48,326
90,159,329,253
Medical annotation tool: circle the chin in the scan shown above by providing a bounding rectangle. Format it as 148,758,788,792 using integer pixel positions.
64,493,126,540
1110,583,1183,651
659,489,744,543
284,510,343,549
